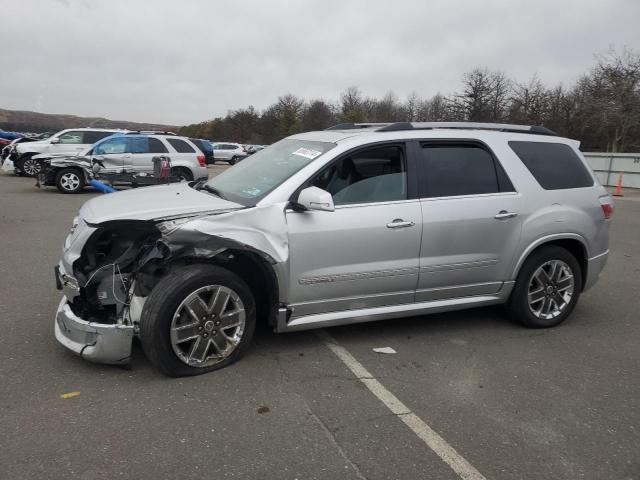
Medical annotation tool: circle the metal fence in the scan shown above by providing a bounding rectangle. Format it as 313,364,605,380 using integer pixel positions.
584,152,640,189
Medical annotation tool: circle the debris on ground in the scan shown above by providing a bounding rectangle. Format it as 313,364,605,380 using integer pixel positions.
373,347,397,354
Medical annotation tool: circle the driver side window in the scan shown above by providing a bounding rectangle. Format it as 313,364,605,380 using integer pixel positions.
310,145,407,205
93,137,129,155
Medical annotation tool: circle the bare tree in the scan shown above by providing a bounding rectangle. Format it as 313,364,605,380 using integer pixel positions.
404,91,421,121
177,47,640,152
508,74,549,125
339,87,365,123
302,99,336,131
589,49,640,152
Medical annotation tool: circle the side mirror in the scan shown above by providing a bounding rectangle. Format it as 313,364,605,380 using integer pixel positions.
50,137,60,144
296,186,334,212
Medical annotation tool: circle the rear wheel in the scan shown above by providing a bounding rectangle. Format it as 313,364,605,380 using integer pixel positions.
140,265,256,377
55,168,85,194
171,167,193,182
18,155,42,177
507,246,582,328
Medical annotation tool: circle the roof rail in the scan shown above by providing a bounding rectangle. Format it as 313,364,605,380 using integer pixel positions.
326,122,557,136
325,123,392,130
124,130,177,136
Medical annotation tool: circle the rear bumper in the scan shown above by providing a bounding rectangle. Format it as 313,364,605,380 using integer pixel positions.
584,250,609,291
54,297,134,365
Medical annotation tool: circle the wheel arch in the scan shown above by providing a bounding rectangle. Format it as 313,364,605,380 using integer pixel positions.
161,251,280,330
512,234,588,290
170,165,194,180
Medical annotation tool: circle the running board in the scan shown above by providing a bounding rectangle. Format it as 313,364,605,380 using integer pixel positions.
276,294,504,333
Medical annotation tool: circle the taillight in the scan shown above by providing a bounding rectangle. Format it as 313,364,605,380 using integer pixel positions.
599,195,614,219
197,155,205,167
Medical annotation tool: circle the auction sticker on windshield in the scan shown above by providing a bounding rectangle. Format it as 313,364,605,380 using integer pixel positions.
292,148,323,160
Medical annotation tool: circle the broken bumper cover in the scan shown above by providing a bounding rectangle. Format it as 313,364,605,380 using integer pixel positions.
54,296,134,365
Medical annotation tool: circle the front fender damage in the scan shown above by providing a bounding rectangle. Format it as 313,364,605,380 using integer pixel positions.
63,204,289,364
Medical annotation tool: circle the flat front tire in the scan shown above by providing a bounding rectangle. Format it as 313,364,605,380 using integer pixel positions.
507,246,582,328
140,265,256,377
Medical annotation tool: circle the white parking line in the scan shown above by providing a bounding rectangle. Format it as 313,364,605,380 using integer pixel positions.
316,330,487,480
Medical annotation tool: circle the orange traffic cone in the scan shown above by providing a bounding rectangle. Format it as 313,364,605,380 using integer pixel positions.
612,171,624,197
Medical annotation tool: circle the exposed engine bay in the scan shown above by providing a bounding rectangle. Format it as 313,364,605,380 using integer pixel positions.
63,204,287,333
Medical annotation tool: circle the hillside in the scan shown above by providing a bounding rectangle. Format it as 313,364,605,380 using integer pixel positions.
0,108,177,134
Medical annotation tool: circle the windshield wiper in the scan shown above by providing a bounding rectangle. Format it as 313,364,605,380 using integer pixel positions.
197,184,228,200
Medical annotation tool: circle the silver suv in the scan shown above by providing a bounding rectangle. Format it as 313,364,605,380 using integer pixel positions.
211,142,247,164
39,132,209,193
11,128,123,176
53,122,613,376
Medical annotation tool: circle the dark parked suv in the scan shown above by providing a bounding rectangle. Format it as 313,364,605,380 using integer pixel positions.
190,138,215,165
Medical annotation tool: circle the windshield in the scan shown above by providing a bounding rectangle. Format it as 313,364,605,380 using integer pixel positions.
204,138,335,205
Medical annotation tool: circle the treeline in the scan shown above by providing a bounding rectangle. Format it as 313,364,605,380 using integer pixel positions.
179,49,640,152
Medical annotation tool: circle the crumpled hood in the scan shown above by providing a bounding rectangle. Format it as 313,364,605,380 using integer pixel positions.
80,182,243,224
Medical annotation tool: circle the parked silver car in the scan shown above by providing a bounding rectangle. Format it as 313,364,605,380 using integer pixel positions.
38,132,208,193
211,142,247,164
53,122,613,376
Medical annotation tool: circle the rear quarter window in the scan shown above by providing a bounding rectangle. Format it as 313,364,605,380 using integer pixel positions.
509,141,593,190
167,138,196,153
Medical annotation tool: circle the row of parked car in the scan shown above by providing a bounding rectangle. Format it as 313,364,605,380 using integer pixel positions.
0,127,265,193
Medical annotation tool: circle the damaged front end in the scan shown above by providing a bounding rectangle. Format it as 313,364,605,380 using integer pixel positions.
55,204,288,365
36,154,92,188
55,218,160,364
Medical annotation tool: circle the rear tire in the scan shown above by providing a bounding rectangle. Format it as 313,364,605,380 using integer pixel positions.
55,168,85,194
171,167,193,182
140,265,256,377
507,246,582,328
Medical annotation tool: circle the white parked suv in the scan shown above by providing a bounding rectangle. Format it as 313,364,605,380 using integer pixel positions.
211,142,247,164
38,132,209,193
10,128,123,176
53,122,612,376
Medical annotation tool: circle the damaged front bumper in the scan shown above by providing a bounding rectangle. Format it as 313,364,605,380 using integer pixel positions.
54,296,134,365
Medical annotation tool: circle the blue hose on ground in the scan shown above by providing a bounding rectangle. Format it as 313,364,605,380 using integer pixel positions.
89,179,117,193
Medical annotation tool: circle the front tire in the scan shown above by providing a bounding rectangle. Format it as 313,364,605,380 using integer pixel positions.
18,155,42,177
507,246,582,328
140,265,256,377
55,168,85,194
229,156,237,165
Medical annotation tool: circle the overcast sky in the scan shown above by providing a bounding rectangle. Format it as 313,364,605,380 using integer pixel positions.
2,0,639,125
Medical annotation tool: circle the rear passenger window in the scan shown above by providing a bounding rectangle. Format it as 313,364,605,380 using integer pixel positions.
167,138,196,153
84,131,116,144
149,137,169,153
419,144,512,198
509,141,593,190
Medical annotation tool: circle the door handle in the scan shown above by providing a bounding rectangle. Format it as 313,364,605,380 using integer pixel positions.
387,219,415,229
494,210,518,220
124,154,132,158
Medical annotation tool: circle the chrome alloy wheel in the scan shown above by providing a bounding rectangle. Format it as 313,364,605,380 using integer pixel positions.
60,172,81,191
170,285,246,367
22,158,41,176
527,260,575,320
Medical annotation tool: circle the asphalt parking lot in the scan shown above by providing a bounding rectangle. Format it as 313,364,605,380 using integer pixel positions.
1,169,639,480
